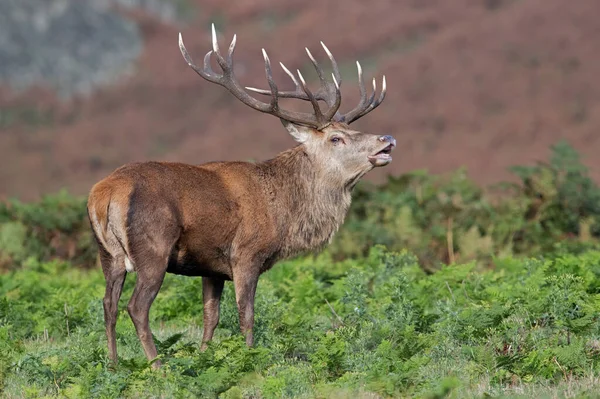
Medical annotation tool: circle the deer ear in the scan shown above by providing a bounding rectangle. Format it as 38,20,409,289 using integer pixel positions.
281,119,313,143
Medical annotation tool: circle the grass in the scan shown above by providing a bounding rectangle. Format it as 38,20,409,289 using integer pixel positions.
2,247,600,398
2,143,600,397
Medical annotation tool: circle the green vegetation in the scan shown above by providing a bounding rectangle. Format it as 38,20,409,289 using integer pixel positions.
331,141,600,270
0,106,55,130
2,248,600,398
0,190,94,270
2,141,600,398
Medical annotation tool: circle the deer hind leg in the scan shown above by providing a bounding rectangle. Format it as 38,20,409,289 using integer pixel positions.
201,277,225,350
126,257,168,369
232,268,260,347
100,248,127,365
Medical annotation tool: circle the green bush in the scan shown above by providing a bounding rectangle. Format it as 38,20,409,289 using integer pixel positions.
2,140,600,397
2,141,600,272
1,247,600,397
330,140,600,270
0,190,96,269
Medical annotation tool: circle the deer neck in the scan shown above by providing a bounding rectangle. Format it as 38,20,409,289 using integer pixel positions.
260,146,353,258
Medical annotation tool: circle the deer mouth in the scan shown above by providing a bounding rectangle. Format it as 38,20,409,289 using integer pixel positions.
368,143,394,166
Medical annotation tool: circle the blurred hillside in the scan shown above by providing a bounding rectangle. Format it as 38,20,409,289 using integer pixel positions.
1,0,600,200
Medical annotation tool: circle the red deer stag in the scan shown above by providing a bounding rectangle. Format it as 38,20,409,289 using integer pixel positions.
87,24,395,368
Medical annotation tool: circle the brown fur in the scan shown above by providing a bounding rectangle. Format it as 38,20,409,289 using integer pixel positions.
88,121,395,367
89,24,395,368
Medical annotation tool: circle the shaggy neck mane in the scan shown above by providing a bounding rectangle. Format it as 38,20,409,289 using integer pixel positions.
260,146,353,258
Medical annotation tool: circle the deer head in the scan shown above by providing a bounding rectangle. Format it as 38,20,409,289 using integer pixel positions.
178,24,395,189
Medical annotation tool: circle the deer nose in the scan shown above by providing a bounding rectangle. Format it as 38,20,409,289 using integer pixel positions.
378,135,396,147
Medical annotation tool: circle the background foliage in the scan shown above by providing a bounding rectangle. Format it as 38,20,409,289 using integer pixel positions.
2,142,600,398
333,141,600,269
3,141,600,272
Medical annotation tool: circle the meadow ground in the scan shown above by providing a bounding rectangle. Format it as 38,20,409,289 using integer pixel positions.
2,247,600,398
2,144,600,397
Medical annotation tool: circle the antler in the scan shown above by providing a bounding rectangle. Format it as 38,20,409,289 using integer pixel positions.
245,42,387,125
246,43,343,123
337,62,387,124
179,24,343,129
179,24,385,128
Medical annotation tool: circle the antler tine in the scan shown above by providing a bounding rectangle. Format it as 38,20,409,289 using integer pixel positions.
280,62,300,87
345,75,387,123
297,69,326,126
246,61,303,96
211,23,219,53
305,47,325,82
318,42,342,120
360,76,386,117
211,23,229,71
179,32,219,82
307,44,342,117
320,42,341,87
358,75,386,117
226,33,237,68
323,73,342,121
338,61,387,124
369,76,387,109
356,62,367,103
261,49,279,110
202,51,215,75
354,79,378,120
365,78,377,107
332,73,340,89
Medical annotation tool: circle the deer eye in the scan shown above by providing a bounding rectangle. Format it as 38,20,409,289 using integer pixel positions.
330,136,343,144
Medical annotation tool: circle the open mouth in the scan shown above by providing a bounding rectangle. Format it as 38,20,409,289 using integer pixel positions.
368,143,394,165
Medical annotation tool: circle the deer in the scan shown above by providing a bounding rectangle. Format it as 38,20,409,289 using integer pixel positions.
87,24,395,368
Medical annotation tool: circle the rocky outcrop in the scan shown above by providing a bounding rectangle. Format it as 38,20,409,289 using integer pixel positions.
0,0,178,97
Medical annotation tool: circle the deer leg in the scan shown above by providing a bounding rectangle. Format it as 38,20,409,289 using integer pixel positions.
100,252,127,365
127,263,167,368
201,277,225,350
232,271,259,347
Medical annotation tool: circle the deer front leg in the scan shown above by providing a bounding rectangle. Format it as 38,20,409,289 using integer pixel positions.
232,270,259,347
201,277,225,350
